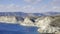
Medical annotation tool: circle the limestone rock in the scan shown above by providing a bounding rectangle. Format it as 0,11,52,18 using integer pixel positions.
0,16,17,24
35,16,60,34
20,17,35,26
35,17,53,27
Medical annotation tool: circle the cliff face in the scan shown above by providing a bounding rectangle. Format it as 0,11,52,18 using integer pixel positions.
20,17,35,26
35,17,52,27
18,16,60,34
36,16,60,34
35,17,54,33
0,16,60,34
0,16,17,24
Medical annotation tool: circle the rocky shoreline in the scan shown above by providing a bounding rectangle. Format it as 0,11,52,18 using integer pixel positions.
0,16,60,34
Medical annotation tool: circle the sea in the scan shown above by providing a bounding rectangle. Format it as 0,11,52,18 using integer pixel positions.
0,22,39,34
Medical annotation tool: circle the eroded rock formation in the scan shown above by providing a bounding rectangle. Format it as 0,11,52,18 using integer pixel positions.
0,16,17,24
20,17,35,26
0,16,60,34
36,16,60,34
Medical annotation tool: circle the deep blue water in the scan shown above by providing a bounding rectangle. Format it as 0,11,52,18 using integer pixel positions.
0,23,39,34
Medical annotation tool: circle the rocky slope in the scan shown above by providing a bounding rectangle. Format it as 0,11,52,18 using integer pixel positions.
36,16,60,34
19,17,35,26
0,16,60,34
19,16,60,34
0,16,17,24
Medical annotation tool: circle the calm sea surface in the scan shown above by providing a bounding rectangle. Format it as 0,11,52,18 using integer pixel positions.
0,23,39,34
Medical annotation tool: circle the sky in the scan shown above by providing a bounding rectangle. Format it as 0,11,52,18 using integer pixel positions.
0,0,60,13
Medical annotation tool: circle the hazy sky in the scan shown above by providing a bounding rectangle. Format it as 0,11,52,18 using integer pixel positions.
0,0,60,13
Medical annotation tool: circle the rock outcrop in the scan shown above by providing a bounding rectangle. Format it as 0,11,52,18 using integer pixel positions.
36,16,60,34
19,17,35,26
0,16,17,24
35,17,53,33
18,16,60,34
0,16,60,34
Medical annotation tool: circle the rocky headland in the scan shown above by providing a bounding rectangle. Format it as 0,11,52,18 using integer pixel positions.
0,16,60,34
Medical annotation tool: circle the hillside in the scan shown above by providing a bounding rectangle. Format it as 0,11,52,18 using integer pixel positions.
0,12,60,34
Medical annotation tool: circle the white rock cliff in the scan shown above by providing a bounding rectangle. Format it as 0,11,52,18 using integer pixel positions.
0,16,17,24
20,17,35,26
0,16,60,34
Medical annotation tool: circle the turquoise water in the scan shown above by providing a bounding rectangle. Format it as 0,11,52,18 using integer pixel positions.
0,23,39,34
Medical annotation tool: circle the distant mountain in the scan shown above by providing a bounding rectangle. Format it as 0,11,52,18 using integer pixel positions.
47,12,60,14
33,13,45,16
45,12,60,16
0,12,45,17
27,12,60,16
0,12,60,17
0,12,28,17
